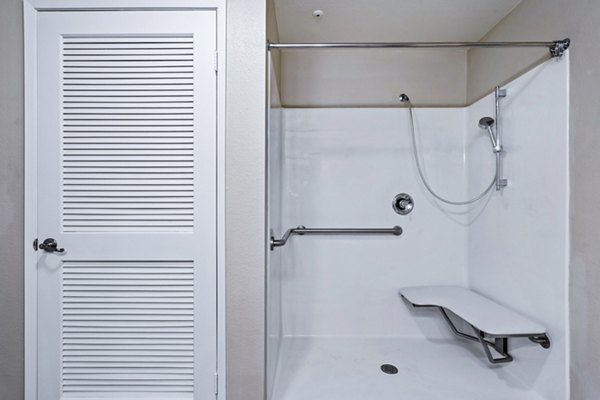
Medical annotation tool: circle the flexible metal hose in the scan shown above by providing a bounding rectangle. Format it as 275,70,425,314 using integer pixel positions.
406,101,495,205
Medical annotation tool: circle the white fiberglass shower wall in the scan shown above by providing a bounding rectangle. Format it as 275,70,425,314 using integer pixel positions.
267,56,569,400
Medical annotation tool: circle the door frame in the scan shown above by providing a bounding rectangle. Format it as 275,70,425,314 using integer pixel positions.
23,1,227,398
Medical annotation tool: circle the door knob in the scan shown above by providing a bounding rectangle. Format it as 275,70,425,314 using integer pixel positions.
39,238,65,253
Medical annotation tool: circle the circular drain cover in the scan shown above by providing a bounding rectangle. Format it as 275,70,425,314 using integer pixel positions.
380,364,398,375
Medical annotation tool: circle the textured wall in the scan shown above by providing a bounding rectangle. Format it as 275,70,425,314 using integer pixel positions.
267,0,281,87
467,1,600,398
226,1,267,399
0,0,24,399
0,1,269,399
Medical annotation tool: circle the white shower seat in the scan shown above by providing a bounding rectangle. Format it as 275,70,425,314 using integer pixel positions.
399,286,550,364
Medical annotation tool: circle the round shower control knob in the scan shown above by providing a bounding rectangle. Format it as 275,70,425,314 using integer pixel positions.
393,193,414,215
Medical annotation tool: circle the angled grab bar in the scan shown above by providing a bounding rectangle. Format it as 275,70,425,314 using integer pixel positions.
270,225,403,250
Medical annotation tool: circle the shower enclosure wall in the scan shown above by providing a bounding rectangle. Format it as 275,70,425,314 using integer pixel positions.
267,56,569,400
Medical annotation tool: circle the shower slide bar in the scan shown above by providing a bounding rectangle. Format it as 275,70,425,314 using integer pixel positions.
270,225,403,250
268,38,571,57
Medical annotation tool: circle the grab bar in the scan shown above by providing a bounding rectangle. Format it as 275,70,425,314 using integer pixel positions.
270,225,403,250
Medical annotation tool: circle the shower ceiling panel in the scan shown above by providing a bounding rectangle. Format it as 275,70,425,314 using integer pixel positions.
273,0,522,42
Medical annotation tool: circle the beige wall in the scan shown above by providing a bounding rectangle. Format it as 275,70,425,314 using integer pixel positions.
0,0,24,399
268,1,470,108
3,0,597,398
226,1,267,399
0,1,269,399
280,49,468,107
467,1,600,398
267,0,281,87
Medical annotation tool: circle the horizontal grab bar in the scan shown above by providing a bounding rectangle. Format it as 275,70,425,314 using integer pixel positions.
270,225,403,250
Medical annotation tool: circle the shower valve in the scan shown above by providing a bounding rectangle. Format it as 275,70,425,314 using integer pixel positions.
393,193,414,215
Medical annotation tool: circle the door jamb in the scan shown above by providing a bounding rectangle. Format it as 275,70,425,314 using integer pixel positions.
23,1,227,399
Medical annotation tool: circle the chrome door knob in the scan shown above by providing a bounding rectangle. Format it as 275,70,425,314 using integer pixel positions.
39,238,65,253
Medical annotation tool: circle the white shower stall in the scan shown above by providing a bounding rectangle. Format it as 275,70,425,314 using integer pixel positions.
267,55,569,400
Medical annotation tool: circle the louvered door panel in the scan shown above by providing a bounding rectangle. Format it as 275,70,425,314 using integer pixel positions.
62,261,194,394
62,35,195,232
36,10,217,400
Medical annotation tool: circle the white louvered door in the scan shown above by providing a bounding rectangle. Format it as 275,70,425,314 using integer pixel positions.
36,10,217,399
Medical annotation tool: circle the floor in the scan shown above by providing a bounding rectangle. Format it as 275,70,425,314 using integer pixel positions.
270,337,545,400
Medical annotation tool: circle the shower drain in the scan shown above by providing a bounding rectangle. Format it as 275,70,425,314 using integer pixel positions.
380,364,399,375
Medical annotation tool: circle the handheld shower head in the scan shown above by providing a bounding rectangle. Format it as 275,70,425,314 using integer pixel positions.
478,116,495,130
478,117,499,151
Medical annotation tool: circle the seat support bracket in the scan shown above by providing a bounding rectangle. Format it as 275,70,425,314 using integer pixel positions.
433,306,549,364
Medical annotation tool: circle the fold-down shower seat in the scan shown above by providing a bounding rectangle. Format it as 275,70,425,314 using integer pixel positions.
400,286,550,364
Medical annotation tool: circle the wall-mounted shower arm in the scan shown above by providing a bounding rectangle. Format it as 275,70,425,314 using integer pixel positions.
478,117,499,150
270,226,403,250
268,38,571,58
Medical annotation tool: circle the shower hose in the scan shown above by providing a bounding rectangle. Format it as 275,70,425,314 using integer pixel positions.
406,100,496,206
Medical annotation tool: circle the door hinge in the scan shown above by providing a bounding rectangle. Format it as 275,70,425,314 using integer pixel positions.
214,51,219,73
214,372,219,396
33,238,38,251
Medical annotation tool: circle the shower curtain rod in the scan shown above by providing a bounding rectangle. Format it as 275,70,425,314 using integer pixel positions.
267,38,571,57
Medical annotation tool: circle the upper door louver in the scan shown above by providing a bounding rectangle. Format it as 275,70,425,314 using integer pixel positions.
61,35,195,232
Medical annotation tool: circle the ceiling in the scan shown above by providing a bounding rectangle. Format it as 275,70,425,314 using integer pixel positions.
273,0,523,43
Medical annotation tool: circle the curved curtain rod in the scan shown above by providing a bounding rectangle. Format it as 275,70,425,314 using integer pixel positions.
267,38,570,57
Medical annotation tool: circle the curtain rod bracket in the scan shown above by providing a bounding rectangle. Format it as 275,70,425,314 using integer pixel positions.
550,38,570,57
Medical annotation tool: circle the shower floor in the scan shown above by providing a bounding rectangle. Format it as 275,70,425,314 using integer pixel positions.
270,337,545,400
